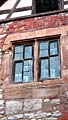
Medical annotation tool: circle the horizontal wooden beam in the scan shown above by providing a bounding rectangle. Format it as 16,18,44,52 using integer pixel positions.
64,1,68,5
0,9,68,24
0,6,32,15
0,10,10,14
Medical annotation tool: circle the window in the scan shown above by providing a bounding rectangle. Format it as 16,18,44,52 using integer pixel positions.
34,0,63,14
13,44,33,83
13,38,60,83
39,39,60,80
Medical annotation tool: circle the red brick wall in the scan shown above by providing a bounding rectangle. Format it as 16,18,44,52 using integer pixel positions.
0,14,68,49
0,14,68,120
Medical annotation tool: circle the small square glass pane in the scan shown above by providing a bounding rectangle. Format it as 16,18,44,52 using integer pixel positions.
15,63,22,82
28,71,33,81
24,46,32,59
39,42,48,57
40,49,48,57
15,74,22,82
23,71,33,82
40,59,49,79
14,53,23,60
50,56,60,78
23,60,33,72
15,63,22,74
40,42,48,50
15,45,23,53
50,41,58,55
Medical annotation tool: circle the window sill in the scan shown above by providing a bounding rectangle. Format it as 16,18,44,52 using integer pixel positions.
10,78,63,88
39,77,61,82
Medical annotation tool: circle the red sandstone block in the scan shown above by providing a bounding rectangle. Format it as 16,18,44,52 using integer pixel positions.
64,16,68,24
58,112,68,120
59,118,68,120
62,112,68,119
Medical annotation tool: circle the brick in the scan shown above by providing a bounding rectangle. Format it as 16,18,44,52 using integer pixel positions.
46,117,57,120
56,104,64,111
43,103,53,112
52,111,62,117
0,111,4,115
0,59,1,64
24,113,34,119
24,112,51,119
50,99,60,105
8,114,24,119
65,91,68,97
0,94,2,99
0,34,6,39
33,88,59,98
0,100,4,106
44,99,50,103
0,49,2,52
34,112,51,119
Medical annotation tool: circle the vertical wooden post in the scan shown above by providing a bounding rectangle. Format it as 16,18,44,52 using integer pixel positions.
34,39,38,82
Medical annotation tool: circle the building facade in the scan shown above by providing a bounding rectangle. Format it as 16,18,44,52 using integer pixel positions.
0,0,68,120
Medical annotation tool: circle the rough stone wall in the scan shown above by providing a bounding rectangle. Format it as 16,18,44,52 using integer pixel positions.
0,80,6,120
0,14,68,120
4,84,68,120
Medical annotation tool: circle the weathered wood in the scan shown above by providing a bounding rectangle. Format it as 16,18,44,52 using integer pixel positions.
0,7,32,15
6,0,21,19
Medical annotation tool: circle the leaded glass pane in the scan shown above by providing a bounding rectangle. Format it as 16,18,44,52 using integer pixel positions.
24,46,32,59
50,41,58,55
39,42,48,57
14,45,23,60
40,42,48,49
14,53,23,60
23,60,33,82
15,45,23,53
24,60,33,72
15,63,22,82
15,74,22,82
50,56,60,78
40,49,48,57
23,71,33,82
40,59,49,79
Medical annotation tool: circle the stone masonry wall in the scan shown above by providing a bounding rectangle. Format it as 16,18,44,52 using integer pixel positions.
0,14,68,120
3,83,68,120
0,80,5,120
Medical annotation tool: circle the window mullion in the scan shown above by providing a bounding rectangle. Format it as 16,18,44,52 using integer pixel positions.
48,41,50,78
34,40,38,82
22,46,25,82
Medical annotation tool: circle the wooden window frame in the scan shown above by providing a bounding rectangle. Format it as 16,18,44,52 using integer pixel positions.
12,43,34,83
12,37,61,83
38,38,61,81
